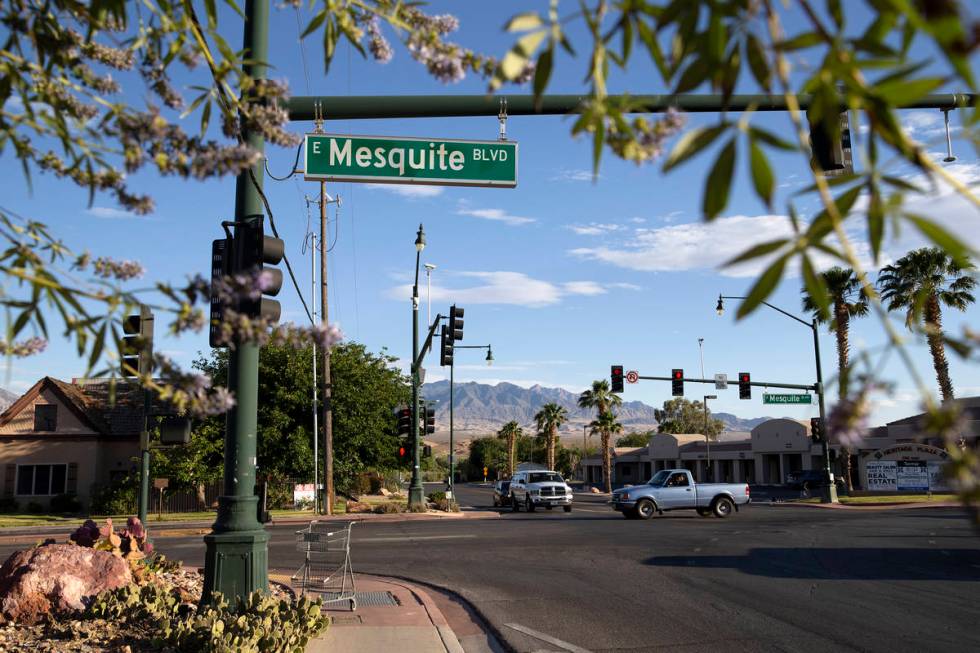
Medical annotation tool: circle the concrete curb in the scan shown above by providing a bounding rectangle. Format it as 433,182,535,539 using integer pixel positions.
768,500,961,510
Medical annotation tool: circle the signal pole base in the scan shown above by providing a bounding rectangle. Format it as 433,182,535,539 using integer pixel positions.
408,485,425,508
201,495,269,605
820,484,839,504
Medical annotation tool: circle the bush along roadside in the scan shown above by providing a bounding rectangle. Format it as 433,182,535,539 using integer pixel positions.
88,584,329,653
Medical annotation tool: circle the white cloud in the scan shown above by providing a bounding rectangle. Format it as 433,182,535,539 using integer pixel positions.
608,282,642,291
659,211,684,223
365,183,444,198
456,207,535,226
386,271,635,307
566,222,624,236
551,169,598,182
629,217,646,224
86,206,139,219
562,281,607,296
570,214,876,278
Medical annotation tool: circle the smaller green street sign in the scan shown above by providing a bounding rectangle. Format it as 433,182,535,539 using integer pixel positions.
763,393,813,405
304,133,518,188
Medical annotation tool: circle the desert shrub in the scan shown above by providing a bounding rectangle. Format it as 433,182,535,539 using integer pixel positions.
350,474,371,497
382,475,401,493
0,496,19,513
88,585,329,653
373,501,405,514
50,493,82,514
407,503,427,513
368,476,383,494
427,491,446,503
264,480,294,510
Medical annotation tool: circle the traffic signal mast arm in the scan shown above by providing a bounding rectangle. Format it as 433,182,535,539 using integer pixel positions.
635,374,818,393
287,93,975,120
413,312,444,371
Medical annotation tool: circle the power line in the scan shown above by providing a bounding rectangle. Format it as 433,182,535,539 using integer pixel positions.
247,168,314,325
264,143,302,181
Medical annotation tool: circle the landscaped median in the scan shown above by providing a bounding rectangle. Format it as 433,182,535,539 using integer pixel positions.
778,494,959,508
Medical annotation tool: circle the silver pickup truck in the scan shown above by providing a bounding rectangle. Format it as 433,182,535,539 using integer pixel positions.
611,469,750,519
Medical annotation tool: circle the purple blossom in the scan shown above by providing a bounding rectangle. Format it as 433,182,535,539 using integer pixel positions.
367,18,394,63
0,337,47,357
92,257,145,281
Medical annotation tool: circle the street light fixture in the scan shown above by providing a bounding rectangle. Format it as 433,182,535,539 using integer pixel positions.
715,294,838,503
486,346,494,366
415,224,426,252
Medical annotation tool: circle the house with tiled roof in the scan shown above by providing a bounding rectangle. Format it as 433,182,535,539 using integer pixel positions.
0,377,149,510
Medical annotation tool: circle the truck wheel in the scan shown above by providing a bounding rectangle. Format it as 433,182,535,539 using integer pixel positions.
526,497,536,512
712,497,734,518
563,505,572,513
636,499,656,520
696,508,712,517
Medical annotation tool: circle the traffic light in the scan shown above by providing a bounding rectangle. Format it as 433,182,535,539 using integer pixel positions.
423,444,433,458
424,407,435,434
122,305,154,378
396,407,412,437
811,417,825,443
236,215,284,322
439,325,454,367
209,237,231,348
807,109,852,177
611,365,624,393
398,442,409,460
739,372,751,400
671,369,683,396
449,304,464,341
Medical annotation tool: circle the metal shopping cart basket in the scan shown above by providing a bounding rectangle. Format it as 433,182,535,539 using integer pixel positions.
291,521,357,610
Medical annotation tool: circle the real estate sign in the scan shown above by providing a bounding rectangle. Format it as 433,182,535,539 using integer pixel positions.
862,443,950,492
304,133,518,188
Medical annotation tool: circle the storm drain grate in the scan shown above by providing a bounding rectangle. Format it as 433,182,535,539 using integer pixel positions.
330,615,363,625
321,590,400,607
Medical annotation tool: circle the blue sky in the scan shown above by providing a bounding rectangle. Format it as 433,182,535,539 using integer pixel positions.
1,1,978,427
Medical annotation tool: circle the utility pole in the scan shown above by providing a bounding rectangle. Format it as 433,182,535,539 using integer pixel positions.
320,180,334,515
202,0,269,604
309,229,319,514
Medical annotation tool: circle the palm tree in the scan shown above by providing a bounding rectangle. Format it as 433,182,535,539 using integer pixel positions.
802,266,870,492
578,380,623,492
802,266,870,395
588,411,623,493
496,420,523,477
878,247,976,402
534,403,568,471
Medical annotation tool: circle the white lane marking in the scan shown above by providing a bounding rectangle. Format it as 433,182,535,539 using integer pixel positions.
504,623,593,653
355,534,478,543
570,508,612,513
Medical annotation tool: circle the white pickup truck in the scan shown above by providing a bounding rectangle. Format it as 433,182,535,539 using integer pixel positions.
611,469,750,519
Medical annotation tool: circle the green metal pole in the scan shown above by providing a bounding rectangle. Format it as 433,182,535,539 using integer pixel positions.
408,241,424,508
286,93,975,121
812,319,839,504
202,0,269,604
137,388,150,525
449,355,454,500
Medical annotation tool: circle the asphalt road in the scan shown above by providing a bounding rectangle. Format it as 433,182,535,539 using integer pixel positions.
6,485,978,652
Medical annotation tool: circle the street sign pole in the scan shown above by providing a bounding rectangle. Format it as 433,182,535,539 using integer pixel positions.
812,318,838,504
202,0,269,604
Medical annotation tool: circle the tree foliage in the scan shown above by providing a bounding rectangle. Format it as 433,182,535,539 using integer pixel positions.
616,432,653,448
655,398,724,440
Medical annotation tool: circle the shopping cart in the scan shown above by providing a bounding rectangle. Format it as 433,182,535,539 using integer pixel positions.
291,521,357,610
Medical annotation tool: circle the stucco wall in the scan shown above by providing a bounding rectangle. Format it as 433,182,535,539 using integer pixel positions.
751,419,812,453
0,388,95,436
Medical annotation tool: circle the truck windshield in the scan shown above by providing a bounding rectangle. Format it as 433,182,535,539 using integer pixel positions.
647,471,671,486
528,473,563,484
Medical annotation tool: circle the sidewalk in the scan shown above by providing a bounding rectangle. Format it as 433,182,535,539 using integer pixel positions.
273,572,501,653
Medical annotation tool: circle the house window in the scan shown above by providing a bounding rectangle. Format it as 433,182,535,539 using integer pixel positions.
16,464,68,496
34,404,57,432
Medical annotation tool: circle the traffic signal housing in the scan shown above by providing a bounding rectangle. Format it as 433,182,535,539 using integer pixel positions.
811,417,825,443
122,305,154,378
396,407,412,437
424,407,435,434
671,369,683,396
611,365,624,393
449,305,464,341
807,109,852,177
209,237,231,348
739,373,751,400
237,215,285,322
440,325,454,367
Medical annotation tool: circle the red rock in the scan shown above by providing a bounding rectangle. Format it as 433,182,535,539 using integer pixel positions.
0,544,132,624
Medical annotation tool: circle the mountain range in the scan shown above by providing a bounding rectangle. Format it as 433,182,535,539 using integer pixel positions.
420,380,773,442
0,387,18,413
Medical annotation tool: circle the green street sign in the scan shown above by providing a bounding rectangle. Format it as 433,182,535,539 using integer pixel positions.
763,393,813,405
304,133,518,188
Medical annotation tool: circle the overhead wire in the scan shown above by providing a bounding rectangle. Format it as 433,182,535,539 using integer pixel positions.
265,143,302,181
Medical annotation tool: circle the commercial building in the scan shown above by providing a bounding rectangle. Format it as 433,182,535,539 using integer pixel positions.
583,397,979,491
